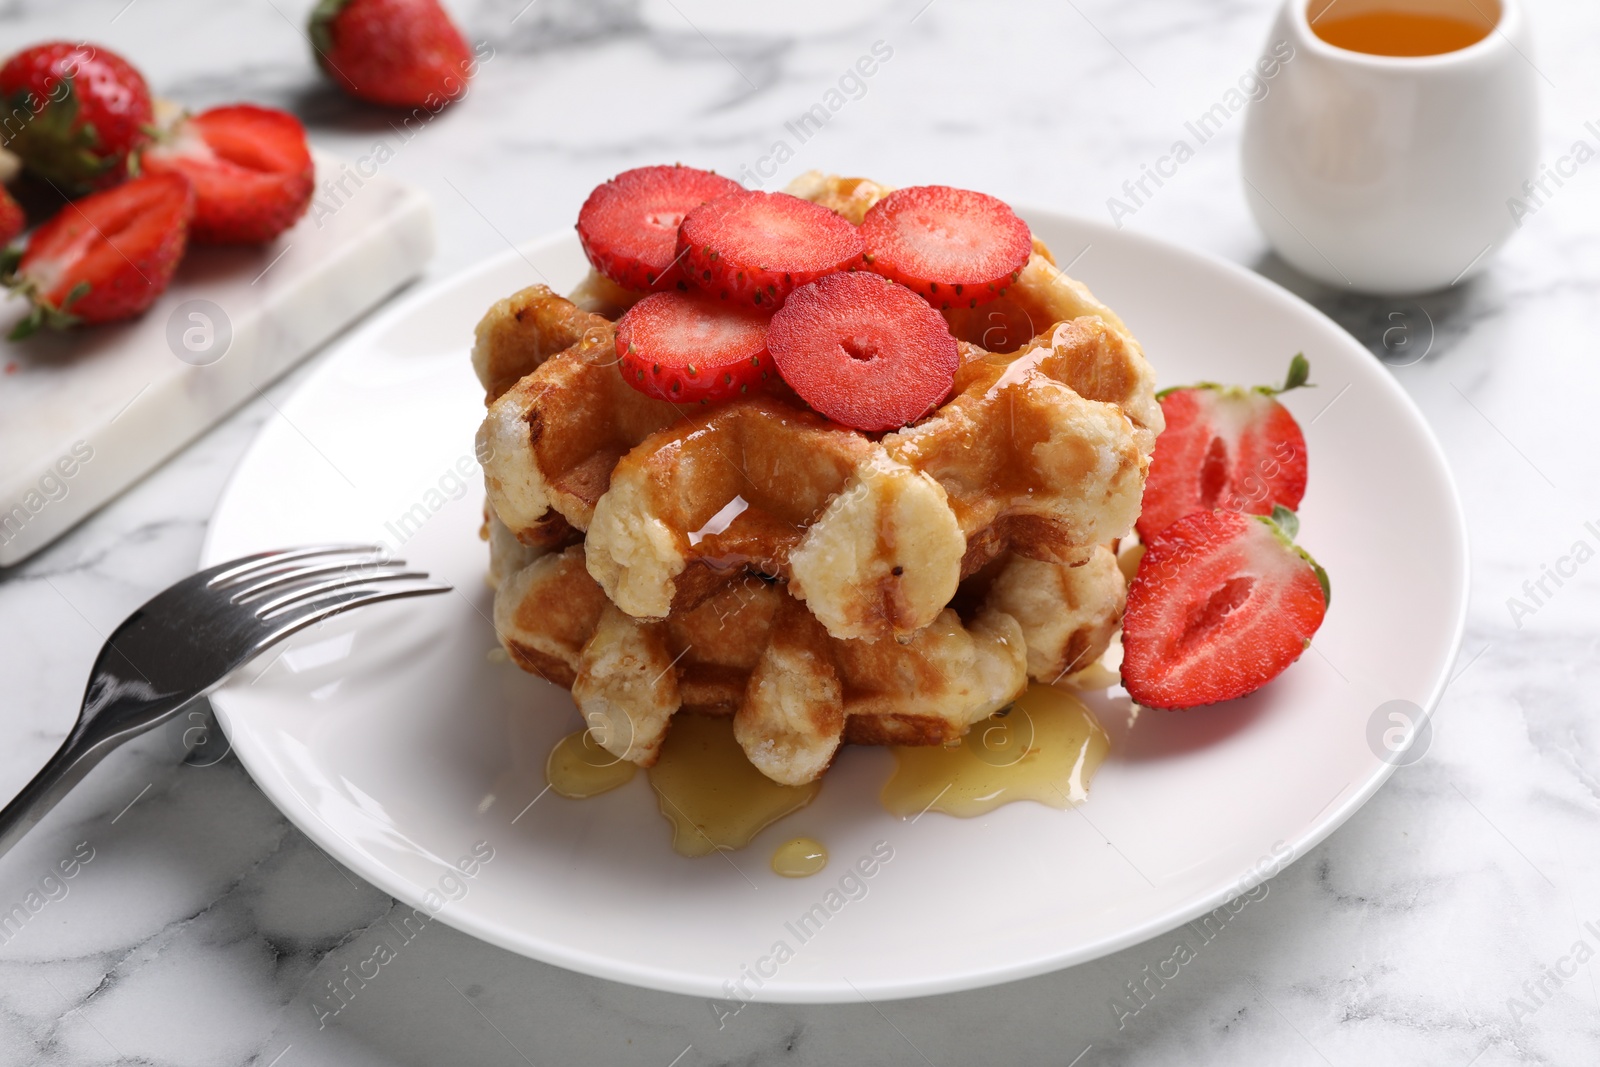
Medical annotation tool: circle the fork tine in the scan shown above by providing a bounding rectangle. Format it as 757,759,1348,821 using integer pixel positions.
229,556,401,603
206,544,386,589
255,570,434,619
257,582,453,647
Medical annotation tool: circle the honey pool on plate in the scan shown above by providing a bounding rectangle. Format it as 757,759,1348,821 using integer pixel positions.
546,729,636,798
771,837,829,878
881,684,1110,818
648,715,822,858
542,684,1111,863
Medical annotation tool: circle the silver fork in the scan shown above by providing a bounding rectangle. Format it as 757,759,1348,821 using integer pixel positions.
0,545,450,859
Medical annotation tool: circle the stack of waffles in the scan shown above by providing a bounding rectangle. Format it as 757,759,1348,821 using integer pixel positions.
475,173,1162,785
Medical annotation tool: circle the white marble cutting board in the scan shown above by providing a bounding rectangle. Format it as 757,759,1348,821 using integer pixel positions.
0,151,433,566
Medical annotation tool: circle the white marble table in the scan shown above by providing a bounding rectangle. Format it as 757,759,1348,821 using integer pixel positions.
2,1,1597,1064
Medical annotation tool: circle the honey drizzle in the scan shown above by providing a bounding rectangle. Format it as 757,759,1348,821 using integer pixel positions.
646,716,820,857
546,729,636,799
771,837,829,878
881,684,1110,819
545,686,1112,854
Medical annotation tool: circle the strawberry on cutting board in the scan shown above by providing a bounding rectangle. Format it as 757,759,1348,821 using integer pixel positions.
1121,506,1329,710
0,42,153,194
0,185,23,246
309,0,474,109
142,104,314,245
1136,354,1312,543
2,172,193,338
615,291,774,404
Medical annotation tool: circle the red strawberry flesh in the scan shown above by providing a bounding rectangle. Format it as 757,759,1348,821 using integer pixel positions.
766,271,958,432
0,186,23,246
1121,509,1328,710
14,172,193,328
616,290,774,404
679,190,864,308
143,105,314,245
577,165,740,292
858,185,1031,310
1136,366,1310,543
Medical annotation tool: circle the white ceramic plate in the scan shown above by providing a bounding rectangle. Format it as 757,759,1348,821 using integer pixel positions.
203,211,1468,1003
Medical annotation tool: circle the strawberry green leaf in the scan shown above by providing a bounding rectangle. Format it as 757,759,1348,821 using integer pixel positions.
1256,352,1313,396
59,280,90,314
1270,504,1299,540
1158,353,1314,401
8,311,39,340
1281,352,1311,392
308,0,355,62
5,79,119,193
1310,556,1331,607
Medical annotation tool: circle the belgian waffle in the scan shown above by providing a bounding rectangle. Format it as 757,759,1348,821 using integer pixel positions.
487,531,1123,784
475,172,1159,784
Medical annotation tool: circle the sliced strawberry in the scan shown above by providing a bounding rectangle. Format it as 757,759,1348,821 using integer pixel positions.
1136,354,1311,543
767,271,958,432
577,165,740,292
4,172,193,338
309,0,474,109
142,105,314,245
0,185,23,246
0,42,152,194
1122,507,1329,710
858,185,1032,310
615,291,774,404
679,190,864,309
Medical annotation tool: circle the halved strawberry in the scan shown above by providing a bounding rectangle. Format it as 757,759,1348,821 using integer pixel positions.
858,185,1032,310
679,190,864,309
3,172,193,338
615,290,774,404
767,271,958,432
0,42,153,194
1136,354,1312,543
141,105,314,245
577,165,740,293
1122,507,1329,710
0,185,22,246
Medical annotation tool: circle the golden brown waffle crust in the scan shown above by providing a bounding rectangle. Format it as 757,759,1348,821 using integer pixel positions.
475,171,1159,784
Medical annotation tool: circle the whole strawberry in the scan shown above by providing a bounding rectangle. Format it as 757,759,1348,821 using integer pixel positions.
0,42,153,194
309,0,474,109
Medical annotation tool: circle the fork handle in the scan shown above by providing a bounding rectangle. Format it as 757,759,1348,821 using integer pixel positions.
0,697,191,859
